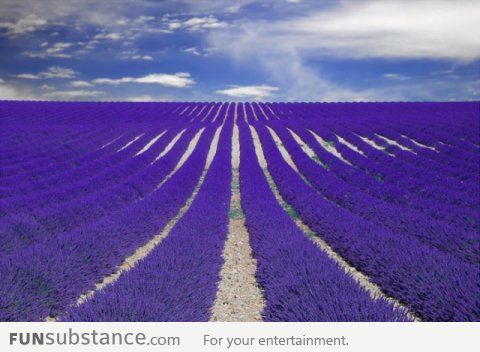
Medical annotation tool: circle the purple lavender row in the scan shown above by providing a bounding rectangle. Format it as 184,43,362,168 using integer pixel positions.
318,122,479,198
238,118,409,321
351,121,478,174
0,101,180,126
346,124,478,183
374,126,479,176
0,127,103,163
1,118,193,193
282,121,479,233
0,129,162,205
0,128,147,189
0,125,115,155
254,121,479,321
0,125,200,256
268,102,480,147
0,127,118,170
0,123,218,321
0,120,119,154
323,126,479,210
64,119,232,322
275,102,479,148
267,121,479,264
0,106,217,214
0,121,156,174
393,122,479,158
0,125,185,218
277,102,477,135
0,128,162,194
2,130,150,186
333,136,479,212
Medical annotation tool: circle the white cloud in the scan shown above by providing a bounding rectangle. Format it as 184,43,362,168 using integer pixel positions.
131,55,153,61
216,85,279,100
0,78,4,84
93,72,195,88
135,16,155,23
183,47,201,56
69,80,92,87
92,77,133,85
40,66,76,79
16,66,77,80
44,90,104,99
183,46,217,57
40,84,55,90
24,42,73,58
207,0,480,101
46,42,72,55
383,73,409,81
136,73,194,87
16,73,41,80
210,0,480,62
0,14,47,36
93,32,121,40
165,16,227,32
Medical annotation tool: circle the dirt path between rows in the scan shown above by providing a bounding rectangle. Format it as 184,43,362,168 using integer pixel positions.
249,124,420,322
210,105,265,322
47,124,224,322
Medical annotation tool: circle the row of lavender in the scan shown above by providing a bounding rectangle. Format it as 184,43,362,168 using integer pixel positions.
62,107,411,321
0,101,478,321
0,102,224,320
260,102,479,321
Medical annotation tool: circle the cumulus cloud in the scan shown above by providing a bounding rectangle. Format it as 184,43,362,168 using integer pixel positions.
93,72,195,88
131,55,153,61
93,32,121,40
210,0,480,62
16,66,77,80
183,47,201,56
69,80,93,87
216,85,279,100
165,15,227,32
207,0,480,101
16,73,42,80
0,14,47,36
24,42,73,58
182,47,218,57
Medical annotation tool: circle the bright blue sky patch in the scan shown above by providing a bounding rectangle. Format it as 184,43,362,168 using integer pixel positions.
0,0,478,101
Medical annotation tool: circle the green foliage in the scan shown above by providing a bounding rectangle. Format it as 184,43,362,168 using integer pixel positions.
229,206,244,219
324,140,336,148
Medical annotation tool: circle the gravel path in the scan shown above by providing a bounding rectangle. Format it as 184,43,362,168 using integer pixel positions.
249,123,420,322
309,129,353,164
210,108,265,322
48,125,223,322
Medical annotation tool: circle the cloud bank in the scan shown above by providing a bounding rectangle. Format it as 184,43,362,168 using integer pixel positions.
216,85,279,100
93,73,195,88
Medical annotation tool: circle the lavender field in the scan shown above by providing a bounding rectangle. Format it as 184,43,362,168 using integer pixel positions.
0,101,479,322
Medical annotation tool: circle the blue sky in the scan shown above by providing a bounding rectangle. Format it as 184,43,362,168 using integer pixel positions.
0,0,479,102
